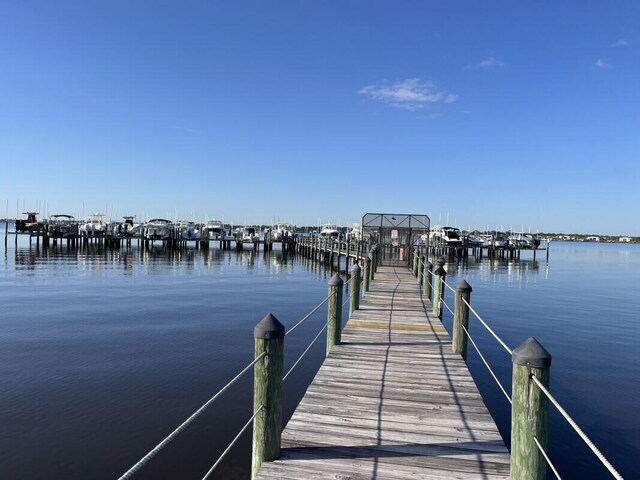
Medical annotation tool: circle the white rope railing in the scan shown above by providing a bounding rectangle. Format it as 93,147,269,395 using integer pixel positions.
462,296,513,355
201,405,264,480
533,436,562,480
441,298,455,316
442,278,456,294
283,320,329,381
117,351,267,480
423,266,622,480
531,376,623,479
286,292,333,337
462,325,512,404
343,294,350,307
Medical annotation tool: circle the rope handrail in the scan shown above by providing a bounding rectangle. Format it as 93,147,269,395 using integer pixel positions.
531,376,623,479
343,295,350,307
441,298,454,316
410,259,622,479
283,319,329,381
286,292,334,337
533,436,562,480
117,351,267,480
462,297,513,355
201,405,264,480
442,278,456,294
462,324,512,404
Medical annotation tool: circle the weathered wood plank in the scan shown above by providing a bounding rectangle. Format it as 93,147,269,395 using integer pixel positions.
255,265,509,479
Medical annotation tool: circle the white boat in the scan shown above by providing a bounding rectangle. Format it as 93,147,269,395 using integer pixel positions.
466,234,484,246
509,233,535,249
481,233,508,248
319,223,340,239
206,219,225,240
116,216,141,237
347,223,362,241
429,226,462,245
80,213,107,236
272,223,293,241
237,226,258,243
177,221,202,241
145,218,172,240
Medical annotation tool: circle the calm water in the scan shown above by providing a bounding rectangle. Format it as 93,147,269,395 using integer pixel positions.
1,229,637,479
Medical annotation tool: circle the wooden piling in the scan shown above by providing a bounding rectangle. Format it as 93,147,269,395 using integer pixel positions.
363,257,370,293
423,260,433,301
252,313,285,479
510,337,552,480
371,245,378,279
432,258,446,317
349,262,361,316
453,280,472,363
326,274,343,355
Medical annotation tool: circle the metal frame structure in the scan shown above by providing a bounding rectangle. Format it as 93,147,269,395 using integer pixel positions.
361,213,430,266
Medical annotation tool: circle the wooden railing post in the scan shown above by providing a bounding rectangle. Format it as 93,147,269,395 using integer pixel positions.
350,262,361,315
417,253,424,286
371,245,378,278
423,260,433,301
252,313,285,479
453,280,472,362
511,338,552,480
413,248,419,277
432,257,446,317
363,256,370,293
327,274,343,355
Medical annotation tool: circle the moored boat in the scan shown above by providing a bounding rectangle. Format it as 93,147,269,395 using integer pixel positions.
177,220,202,241
319,223,340,239
237,226,258,243
429,226,462,246
48,214,76,238
205,219,225,240
15,212,39,233
79,213,107,237
145,218,172,240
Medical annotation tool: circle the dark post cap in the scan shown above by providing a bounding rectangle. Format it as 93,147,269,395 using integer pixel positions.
329,273,344,286
372,245,379,253
455,279,472,292
512,337,552,368
351,263,361,273
435,266,447,276
436,257,446,267
425,261,433,269
254,313,286,339
365,256,371,264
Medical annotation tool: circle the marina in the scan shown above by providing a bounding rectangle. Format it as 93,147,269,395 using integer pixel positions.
1,214,635,479
5,212,550,262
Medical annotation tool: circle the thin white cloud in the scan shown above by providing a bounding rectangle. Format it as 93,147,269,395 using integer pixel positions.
595,58,612,69
476,56,505,69
610,39,629,47
358,78,458,111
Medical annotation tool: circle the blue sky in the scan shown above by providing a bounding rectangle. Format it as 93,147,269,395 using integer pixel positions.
1,2,638,235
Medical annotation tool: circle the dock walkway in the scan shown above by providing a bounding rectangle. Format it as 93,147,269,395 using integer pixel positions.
256,265,510,479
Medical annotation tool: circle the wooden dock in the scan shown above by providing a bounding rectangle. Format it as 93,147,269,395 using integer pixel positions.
256,265,510,479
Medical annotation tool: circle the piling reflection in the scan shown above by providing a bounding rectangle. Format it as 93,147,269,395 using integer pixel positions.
8,243,313,278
